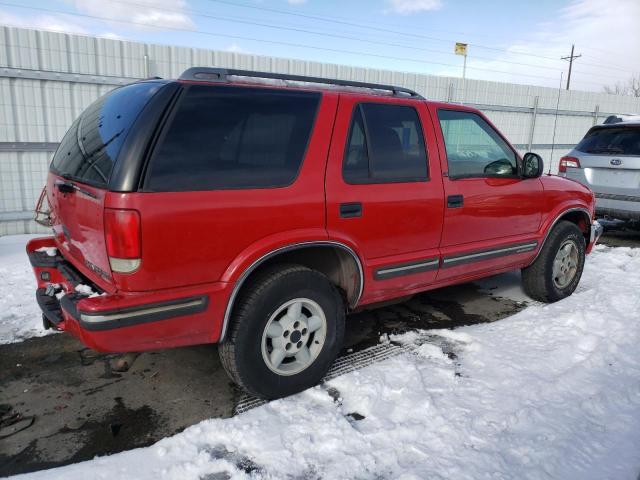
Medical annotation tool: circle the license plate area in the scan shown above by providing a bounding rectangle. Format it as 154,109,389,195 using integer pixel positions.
584,168,640,190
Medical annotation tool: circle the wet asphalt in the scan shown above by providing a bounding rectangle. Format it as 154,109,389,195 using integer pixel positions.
0,230,636,477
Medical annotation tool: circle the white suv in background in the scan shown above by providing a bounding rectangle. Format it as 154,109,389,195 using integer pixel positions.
560,118,640,227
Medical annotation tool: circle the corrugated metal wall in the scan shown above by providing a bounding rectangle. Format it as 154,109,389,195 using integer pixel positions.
2,25,640,236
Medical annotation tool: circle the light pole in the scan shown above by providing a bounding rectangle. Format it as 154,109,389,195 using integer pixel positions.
455,42,468,103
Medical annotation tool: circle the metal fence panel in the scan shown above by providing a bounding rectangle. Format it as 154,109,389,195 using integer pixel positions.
2,25,640,235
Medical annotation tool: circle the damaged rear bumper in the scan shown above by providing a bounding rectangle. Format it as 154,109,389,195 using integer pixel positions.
587,220,604,253
27,236,228,352
66,295,208,331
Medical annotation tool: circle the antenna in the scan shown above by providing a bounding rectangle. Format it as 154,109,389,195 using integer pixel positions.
549,72,564,174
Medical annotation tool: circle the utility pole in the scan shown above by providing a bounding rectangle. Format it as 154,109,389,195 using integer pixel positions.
561,44,581,90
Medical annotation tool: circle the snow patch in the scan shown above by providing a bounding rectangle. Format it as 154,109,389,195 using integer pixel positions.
414,342,452,362
3,238,640,479
35,246,57,257
74,284,94,296
0,235,57,344
75,283,105,298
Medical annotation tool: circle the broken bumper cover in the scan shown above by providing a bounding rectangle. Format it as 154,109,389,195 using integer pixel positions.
27,236,228,352
590,220,604,247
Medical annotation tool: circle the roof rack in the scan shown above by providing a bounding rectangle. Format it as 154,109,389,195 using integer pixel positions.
178,67,424,99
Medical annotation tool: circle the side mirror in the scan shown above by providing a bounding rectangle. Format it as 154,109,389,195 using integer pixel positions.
484,159,516,176
522,152,544,178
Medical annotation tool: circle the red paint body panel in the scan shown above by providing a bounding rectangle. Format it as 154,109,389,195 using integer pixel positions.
424,102,545,281
437,176,543,246
26,236,231,351
325,94,445,304
538,175,595,228
428,103,543,245
47,174,116,293
31,82,600,354
106,93,338,292
436,234,539,284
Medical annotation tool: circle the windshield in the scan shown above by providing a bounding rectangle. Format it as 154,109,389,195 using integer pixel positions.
575,126,640,156
51,82,163,187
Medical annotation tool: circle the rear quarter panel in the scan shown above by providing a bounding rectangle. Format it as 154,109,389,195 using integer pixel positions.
107,92,339,292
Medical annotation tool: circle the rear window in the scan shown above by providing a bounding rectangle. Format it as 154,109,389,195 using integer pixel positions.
145,85,320,191
575,126,640,156
51,82,163,187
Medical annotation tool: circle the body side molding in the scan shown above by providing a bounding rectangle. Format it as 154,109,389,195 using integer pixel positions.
374,258,439,280
441,241,538,268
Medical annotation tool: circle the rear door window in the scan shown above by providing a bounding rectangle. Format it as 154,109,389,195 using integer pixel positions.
145,85,320,191
51,82,164,187
343,103,428,184
575,126,640,156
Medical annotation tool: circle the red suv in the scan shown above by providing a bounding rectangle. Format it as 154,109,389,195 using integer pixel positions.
28,68,602,398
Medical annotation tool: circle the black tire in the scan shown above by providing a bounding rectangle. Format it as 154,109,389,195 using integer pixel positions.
522,220,586,303
219,264,345,399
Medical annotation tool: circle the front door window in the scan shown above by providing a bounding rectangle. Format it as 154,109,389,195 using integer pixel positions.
438,110,518,179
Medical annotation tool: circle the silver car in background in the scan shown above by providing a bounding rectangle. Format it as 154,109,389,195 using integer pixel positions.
560,118,640,226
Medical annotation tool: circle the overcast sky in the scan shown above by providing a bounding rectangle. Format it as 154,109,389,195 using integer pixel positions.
0,0,638,93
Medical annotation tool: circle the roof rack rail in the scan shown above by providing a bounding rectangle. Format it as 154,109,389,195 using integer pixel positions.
178,67,424,99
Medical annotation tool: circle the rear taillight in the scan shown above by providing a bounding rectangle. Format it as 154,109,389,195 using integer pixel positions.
559,156,581,173
105,208,141,273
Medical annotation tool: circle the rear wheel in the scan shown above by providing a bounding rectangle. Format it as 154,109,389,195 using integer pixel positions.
219,264,345,399
522,221,586,303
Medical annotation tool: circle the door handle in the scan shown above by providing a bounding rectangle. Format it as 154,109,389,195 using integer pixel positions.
340,202,362,218
447,195,464,208
55,181,76,194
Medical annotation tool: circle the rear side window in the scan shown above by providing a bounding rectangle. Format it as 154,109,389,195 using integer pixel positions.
51,82,163,187
575,126,640,155
343,103,428,184
145,86,320,191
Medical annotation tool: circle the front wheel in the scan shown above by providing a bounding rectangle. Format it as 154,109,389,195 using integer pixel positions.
219,264,345,399
522,220,586,303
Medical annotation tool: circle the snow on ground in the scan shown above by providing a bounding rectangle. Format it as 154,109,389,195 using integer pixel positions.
5,240,640,479
0,234,57,344
472,269,532,304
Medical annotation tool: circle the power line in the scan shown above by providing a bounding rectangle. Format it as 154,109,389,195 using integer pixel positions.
206,0,508,42
31,0,628,84
0,1,570,83
0,0,632,82
199,0,640,77
202,0,578,65
580,44,627,58
0,2,616,88
579,54,639,75
100,0,576,75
